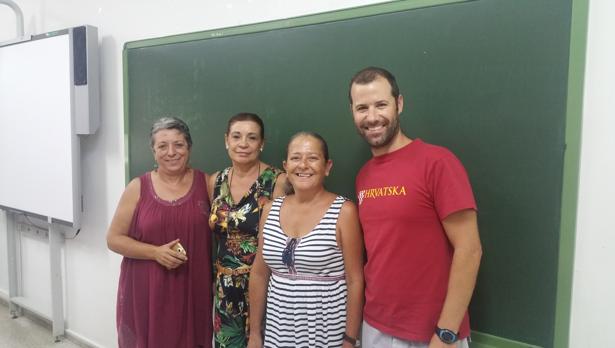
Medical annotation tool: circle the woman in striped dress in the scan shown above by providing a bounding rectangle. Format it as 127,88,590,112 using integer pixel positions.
247,132,364,348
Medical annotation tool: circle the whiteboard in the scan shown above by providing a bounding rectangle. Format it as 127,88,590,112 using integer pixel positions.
0,34,79,224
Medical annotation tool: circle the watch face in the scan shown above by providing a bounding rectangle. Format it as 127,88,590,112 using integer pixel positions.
437,328,458,344
441,331,455,343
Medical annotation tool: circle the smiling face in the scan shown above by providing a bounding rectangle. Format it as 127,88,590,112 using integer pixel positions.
350,76,404,154
152,129,190,173
225,120,264,166
283,135,332,192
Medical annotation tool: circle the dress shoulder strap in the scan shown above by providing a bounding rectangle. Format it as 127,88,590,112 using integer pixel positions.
323,195,347,220
270,196,285,211
212,167,231,198
190,169,208,202
138,172,153,200
257,167,283,196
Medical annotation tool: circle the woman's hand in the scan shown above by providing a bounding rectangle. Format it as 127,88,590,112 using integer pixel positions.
154,239,188,270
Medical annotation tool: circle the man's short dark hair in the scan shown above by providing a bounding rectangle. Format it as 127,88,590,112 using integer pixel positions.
348,66,400,104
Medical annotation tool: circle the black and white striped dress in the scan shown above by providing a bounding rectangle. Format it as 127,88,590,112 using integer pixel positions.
261,196,347,348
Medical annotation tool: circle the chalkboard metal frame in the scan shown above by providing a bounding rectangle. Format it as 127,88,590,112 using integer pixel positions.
553,0,588,347
122,1,587,347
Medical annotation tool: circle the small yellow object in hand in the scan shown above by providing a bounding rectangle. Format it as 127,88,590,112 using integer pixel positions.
172,242,187,256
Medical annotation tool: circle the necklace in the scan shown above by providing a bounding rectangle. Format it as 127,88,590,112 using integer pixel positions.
229,162,261,192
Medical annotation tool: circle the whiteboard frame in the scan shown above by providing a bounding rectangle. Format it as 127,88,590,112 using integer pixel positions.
0,29,81,228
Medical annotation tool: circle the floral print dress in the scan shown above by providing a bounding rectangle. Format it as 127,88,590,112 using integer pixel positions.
210,166,282,348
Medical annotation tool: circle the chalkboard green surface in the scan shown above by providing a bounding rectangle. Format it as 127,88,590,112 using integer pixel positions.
124,1,575,347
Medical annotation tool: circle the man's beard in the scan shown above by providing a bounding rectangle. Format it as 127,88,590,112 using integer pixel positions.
359,114,400,149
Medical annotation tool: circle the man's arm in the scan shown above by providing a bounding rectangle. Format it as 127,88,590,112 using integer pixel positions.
429,208,482,348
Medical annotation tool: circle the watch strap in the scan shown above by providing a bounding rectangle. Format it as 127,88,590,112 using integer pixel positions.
343,333,361,347
435,326,459,344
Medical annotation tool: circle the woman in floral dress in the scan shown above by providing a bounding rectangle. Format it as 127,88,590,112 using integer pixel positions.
208,113,286,348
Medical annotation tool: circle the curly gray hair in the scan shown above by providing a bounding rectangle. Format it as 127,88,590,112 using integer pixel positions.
150,117,193,149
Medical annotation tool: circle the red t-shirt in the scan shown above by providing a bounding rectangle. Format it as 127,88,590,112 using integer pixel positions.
356,139,476,342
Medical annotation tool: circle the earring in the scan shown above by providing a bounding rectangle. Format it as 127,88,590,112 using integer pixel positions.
225,145,229,150
260,147,263,152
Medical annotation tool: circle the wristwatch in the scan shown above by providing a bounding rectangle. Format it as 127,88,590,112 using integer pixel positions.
343,333,361,347
435,326,459,344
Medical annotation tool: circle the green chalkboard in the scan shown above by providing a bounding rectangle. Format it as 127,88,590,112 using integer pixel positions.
124,1,575,347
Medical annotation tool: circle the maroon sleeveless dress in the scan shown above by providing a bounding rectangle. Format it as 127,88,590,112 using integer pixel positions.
116,170,212,348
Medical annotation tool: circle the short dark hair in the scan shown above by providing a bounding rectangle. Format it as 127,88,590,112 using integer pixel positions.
284,131,330,195
226,112,265,139
286,131,330,162
150,116,192,149
348,66,400,104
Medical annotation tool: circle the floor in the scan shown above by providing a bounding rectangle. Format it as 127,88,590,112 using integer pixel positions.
0,301,82,348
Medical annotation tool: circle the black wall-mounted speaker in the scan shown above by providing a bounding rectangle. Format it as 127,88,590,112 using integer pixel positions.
70,25,100,134
72,26,87,86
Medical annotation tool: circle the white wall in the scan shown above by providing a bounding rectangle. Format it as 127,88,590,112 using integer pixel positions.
0,211,6,295
569,1,615,347
0,1,388,347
